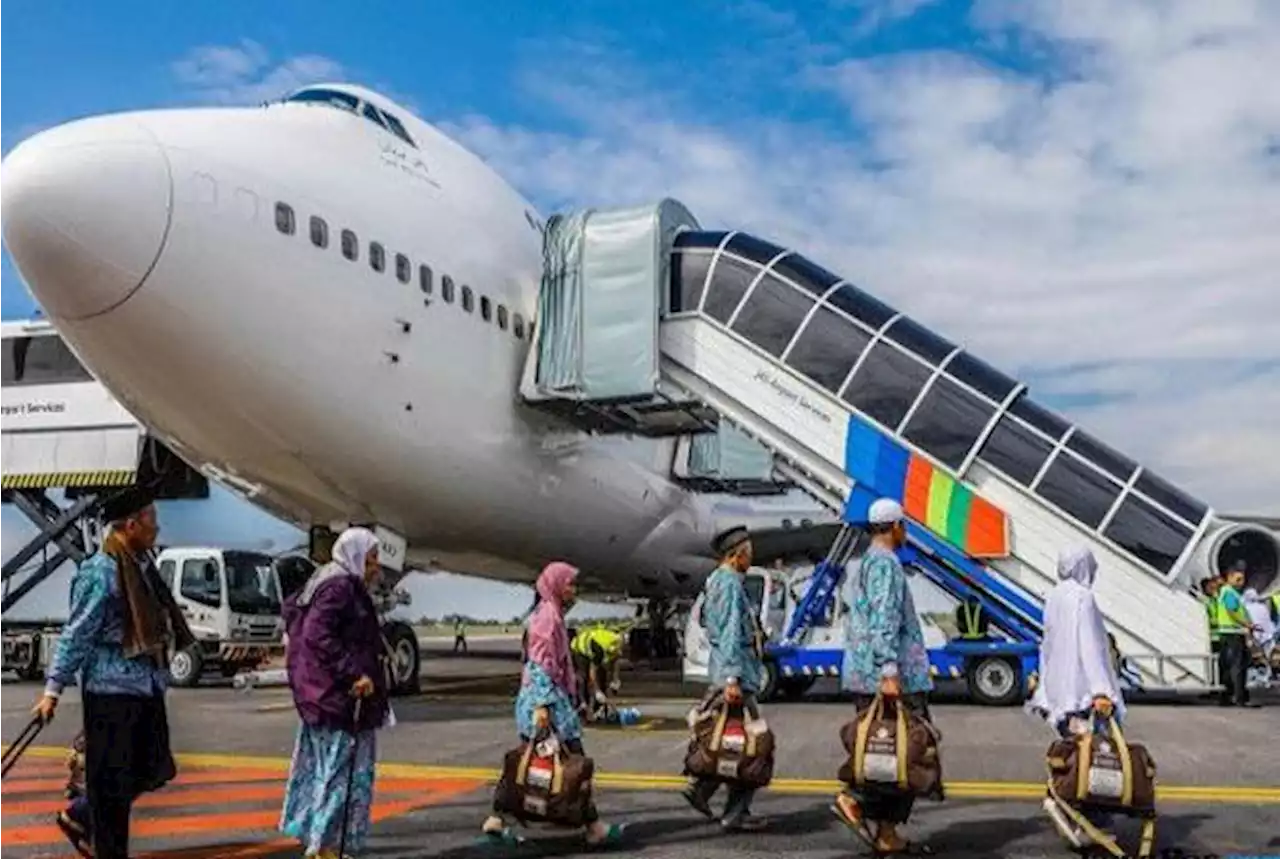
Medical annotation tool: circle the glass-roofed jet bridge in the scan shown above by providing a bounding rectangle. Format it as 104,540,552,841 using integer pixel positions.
518,200,1280,692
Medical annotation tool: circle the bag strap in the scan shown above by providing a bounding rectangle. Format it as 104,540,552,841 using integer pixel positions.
1074,715,1096,800
1047,780,1155,859
893,698,909,791
1101,714,1135,807
852,692,901,788
709,705,730,752
517,723,567,794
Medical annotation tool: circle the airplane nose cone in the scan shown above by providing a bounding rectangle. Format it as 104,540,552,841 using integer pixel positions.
1,116,172,321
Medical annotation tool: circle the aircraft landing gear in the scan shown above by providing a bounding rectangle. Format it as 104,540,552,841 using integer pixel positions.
628,598,681,662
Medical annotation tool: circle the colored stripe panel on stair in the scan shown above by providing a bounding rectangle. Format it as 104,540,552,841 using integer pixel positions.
844,415,1010,558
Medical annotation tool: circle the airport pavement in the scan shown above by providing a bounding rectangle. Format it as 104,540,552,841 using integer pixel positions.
3,652,1278,858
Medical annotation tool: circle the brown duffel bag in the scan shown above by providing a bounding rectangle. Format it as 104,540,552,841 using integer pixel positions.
1046,714,1156,816
683,699,776,789
493,733,595,828
836,693,943,799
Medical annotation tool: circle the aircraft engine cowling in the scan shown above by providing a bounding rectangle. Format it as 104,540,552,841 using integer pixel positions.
1190,521,1280,595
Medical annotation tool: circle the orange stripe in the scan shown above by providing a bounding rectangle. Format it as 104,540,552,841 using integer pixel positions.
902,455,933,522
2,769,285,795
1,779,479,846
1,775,464,816
966,494,1008,557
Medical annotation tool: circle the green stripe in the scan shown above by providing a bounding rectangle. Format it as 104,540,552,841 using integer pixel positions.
926,470,953,534
946,484,972,549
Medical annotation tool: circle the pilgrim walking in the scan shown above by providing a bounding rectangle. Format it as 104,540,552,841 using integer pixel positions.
279,527,392,859
34,487,194,859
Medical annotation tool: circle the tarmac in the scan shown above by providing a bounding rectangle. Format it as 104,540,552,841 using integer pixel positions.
3,636,1278,858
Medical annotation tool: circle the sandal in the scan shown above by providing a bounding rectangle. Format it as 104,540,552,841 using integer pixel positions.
55,811,94,858
479,825,525,847
585,823,627,850
873,838,935,856
830,793,877,850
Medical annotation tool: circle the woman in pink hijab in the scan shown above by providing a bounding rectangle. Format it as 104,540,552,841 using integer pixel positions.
481,562,625,847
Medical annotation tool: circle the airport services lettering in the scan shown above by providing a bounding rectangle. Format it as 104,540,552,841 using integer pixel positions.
0,399,67,417
752,370,833,425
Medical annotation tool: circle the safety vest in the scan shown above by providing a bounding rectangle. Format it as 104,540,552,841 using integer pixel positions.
572,627,622,660
1214,585,1249,634
957,601,987,640
1204,597,1220,642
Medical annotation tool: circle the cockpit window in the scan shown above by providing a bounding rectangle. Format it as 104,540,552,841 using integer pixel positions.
379,111,416,148
286,88,417,149
361,102,388,129
286,88,359,113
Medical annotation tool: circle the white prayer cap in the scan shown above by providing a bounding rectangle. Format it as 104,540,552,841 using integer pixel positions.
868,498,904,525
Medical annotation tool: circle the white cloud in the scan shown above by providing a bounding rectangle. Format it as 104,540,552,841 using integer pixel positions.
171,39,345,105
445,0,1280,511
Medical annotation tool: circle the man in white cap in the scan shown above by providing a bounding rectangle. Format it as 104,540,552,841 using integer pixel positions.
832,498,938,854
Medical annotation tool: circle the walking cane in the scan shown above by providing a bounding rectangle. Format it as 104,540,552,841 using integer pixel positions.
337,696,363,859
2,715,47,778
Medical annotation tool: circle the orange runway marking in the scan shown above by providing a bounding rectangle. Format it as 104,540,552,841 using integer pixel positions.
3,768,285,795
1,772,481,850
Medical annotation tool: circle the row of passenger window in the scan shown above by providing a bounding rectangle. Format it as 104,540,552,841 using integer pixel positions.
273,202,527,340
670,238,1207,576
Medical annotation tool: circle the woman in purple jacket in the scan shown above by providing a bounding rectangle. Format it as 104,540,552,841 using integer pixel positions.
279,527,389,859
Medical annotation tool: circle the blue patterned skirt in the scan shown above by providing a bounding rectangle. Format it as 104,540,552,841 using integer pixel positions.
280,722,377,854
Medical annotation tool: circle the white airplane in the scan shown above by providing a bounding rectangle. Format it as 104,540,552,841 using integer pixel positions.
1,83,830,600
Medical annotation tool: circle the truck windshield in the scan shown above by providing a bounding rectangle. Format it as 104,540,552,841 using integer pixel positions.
223,551,282,616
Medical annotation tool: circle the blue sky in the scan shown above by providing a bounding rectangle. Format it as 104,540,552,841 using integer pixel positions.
3,1,1278,610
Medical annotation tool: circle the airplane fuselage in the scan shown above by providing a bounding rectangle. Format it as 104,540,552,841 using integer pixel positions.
2,85,764,597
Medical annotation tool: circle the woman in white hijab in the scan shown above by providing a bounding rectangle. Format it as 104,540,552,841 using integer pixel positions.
1027,545,1125,733
1028,546,1126,848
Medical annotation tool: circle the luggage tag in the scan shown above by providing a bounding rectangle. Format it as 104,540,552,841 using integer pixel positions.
863,725,900,784
535,735,560,758
1086,741,1125,800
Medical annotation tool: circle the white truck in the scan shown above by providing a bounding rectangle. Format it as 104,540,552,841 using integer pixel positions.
155,546,286,686
2,546,287,687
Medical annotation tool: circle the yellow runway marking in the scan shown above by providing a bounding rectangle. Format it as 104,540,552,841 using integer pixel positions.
8,745,1278,805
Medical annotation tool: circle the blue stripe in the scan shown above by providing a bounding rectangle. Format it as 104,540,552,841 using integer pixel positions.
844,414,910,500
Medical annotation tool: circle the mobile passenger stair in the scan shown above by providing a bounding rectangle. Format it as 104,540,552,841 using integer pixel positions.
518,200,1280,700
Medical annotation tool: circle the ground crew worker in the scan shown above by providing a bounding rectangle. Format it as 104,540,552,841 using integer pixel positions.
453,617,468,653
1215,562,1258,707
571,624,624,718
955,597,991,641
1200,576,1222,655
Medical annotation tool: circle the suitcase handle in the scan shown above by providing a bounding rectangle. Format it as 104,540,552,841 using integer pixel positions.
2,715,46,778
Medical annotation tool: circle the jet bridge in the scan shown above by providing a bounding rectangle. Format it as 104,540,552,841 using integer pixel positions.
521,200,1280,692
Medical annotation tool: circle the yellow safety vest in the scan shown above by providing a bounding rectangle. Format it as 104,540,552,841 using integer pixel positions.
572,627,622,660
958,602,985,640
1204,598,1220,642
1214,585,1249,634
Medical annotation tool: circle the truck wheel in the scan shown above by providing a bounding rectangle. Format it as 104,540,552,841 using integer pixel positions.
169,645,204,688
758,660,780,703
967,656,1020,706
383,622,420,695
